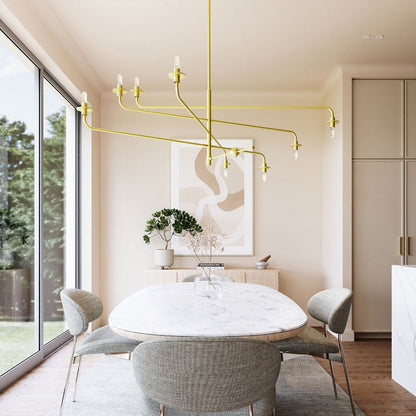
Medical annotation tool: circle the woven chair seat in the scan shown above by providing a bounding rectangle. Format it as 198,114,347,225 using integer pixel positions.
76,325,140,355
272,326,339,354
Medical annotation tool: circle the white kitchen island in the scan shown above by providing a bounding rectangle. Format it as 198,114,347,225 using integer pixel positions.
392,265,416,396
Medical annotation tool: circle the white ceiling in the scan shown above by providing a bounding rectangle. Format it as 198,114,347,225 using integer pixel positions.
39,0,416,92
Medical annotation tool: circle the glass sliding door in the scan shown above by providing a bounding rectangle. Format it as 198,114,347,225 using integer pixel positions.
0,24,79,387
0,30,37,375
42,80,77,345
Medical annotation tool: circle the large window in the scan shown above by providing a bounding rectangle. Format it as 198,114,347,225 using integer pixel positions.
0,24,79,387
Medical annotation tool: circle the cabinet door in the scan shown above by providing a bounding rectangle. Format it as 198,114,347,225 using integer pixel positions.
406,81,416,158
144,270,177,286
245,270,279,290
353,80,403,158
406,161,416,264
353,160,403,333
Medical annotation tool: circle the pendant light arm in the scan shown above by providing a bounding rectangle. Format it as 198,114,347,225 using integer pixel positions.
118,94,300,150
207,0,212,165
241,149,270,173
78,98,271,175
174,82,226,153
80,112,232,151
134,97,338,125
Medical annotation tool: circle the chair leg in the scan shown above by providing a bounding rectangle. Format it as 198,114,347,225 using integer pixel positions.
324,324,338,400
328,356,338,399
159,404,165,416
72,354,83,402
248,404,254,416
59,335,78,416
338,335,356,416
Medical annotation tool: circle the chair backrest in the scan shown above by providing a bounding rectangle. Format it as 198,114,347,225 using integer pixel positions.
181,273,234,282
60,288,103,336
132,337,281,413
307,288,353,334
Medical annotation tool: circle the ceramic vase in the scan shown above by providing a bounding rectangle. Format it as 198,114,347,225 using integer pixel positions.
154,249,174,269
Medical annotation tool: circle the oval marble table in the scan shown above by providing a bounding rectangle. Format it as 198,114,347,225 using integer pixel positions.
109,282,307,342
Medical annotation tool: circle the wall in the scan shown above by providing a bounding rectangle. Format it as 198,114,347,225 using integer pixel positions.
99,89,327,322
320,68,356,340
322,68,344,289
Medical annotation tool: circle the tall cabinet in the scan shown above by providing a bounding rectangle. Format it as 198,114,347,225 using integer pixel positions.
352,79,416,335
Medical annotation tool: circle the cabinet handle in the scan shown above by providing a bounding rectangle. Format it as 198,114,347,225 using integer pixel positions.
407,237,411,256
400,237,404,255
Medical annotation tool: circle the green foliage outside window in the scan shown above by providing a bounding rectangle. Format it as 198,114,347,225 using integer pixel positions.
0,109,65,319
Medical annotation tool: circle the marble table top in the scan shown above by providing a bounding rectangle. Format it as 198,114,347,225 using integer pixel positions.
109,283,307,341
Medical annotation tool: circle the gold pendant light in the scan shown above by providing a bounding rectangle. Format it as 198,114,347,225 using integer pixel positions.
77,0,338,181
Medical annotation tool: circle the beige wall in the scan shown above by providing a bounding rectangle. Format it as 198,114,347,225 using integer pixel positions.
99,90,327,322
322,68,344,289
321,68,355,339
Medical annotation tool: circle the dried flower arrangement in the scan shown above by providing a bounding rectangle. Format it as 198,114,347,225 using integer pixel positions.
183,227,226,281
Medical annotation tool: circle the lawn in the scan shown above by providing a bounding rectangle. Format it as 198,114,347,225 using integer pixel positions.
0,321,65,375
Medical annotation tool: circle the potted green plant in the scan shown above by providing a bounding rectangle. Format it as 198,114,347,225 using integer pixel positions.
143,208,202,269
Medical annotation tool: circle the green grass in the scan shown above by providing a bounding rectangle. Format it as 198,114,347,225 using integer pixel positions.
0,321,65,375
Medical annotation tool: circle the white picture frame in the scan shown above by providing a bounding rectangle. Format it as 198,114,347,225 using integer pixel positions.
171,139,253,255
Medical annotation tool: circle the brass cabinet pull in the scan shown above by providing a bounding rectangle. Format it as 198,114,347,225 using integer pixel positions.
400,237,404,256
407,237,411,256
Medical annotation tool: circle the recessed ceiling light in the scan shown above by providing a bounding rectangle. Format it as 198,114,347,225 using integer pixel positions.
376,34,384,40
362,34,371,40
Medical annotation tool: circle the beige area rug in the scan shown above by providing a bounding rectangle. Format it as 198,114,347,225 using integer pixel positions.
57,354,365,416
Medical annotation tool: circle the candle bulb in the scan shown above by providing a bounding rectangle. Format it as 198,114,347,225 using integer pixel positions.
223,168,228,178
293,150,299,160
262,172,267,182
81,91,88,104
330,126,335,139
134,76,140,88
117,74,123,86
174,56,181,70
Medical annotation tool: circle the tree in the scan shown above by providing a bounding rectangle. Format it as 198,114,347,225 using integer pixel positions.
0,109,66,319
42,110,65,319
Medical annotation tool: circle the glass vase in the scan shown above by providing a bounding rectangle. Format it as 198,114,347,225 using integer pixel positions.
194,273,223,300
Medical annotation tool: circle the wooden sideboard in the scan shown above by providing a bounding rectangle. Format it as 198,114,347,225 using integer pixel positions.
144,268,279,291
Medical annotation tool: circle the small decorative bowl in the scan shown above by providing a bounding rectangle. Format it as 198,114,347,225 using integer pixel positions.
255,261,269,270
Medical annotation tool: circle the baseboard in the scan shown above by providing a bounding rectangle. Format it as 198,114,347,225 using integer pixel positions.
342,329,355,342
326,328,355,342
355,332,391,340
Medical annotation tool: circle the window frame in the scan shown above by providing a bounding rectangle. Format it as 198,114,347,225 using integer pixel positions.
0,18,81,391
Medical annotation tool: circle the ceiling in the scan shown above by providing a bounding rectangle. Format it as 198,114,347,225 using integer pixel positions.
35,0,416,92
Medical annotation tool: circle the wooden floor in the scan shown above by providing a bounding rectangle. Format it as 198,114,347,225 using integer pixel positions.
316,339,416,416
0,338,415,415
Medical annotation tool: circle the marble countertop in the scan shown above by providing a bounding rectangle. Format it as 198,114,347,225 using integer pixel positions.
109,282,307,341
392,265,416,395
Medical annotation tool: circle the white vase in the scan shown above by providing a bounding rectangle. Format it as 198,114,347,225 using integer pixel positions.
154,249,174,269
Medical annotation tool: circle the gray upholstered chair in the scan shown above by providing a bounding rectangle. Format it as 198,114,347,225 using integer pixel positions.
272,288,356,416
182,273,234,282
132,337,281,416
59,288,140,416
